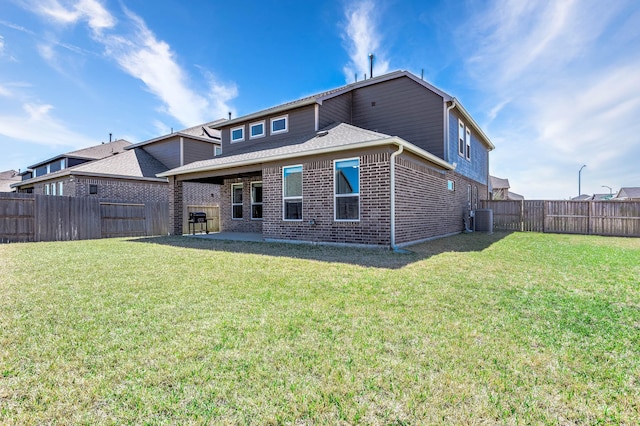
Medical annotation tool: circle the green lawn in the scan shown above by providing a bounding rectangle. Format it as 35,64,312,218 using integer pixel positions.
1,232,639,424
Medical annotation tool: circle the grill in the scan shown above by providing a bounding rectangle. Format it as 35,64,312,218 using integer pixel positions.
188,212,209,234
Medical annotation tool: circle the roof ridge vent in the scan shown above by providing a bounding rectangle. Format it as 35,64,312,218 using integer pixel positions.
316,130,329,137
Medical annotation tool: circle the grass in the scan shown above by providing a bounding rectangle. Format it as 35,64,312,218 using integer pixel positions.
1,232,639,424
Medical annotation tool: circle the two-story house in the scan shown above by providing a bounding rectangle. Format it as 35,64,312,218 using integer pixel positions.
12,122,223,205
160,70,495,248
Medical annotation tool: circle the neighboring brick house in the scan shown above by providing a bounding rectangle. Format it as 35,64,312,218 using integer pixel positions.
490,175,523,200
160,70,495,248
12,123,222,206
0,170,20,192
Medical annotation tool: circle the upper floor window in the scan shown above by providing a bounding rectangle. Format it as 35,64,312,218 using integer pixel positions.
283,165,302,221
465,127,471,160
458,119,465,157
250,121,265,139
231,126,244,143
335,158,360,221
271,115,288,135
214,146,222,156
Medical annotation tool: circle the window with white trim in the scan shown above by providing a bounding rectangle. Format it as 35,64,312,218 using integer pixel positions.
447,180,455,191
458,119,465,157
231,126,244,143
467,184,472,210
89,184,98,195
283,165,302,220
51,182,56,196
334,158,360,221
231,183,243,219
58,181,63,196
250,121,265,139
271,115,288,135
251,182,263,219
44,183,50,195
465,127,471,160
214,146,222,156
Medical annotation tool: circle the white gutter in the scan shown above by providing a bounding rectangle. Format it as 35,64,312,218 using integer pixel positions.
390,144,404,251
445,99,457,162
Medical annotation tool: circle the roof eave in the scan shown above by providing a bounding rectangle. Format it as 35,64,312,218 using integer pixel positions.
125,133,220,150
451,100,496,151
210,98,319,129
158,137,453,178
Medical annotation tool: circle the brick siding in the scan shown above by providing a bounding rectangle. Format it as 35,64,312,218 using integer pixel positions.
219,176,263,233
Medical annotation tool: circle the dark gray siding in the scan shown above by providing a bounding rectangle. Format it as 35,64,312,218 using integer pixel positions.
351,77,445,158
184,140,216,165
141,137,181,169
318,92,352,129
220,105,317,156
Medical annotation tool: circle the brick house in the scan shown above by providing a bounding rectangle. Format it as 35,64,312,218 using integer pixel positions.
12,123,222,203
160,70,495,248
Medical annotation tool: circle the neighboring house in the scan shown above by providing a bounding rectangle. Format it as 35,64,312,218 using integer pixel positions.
591,193,614,201
160,70,495,248
12,123,222,205
0,170,20,192
489,175,523,200
614,187,640,201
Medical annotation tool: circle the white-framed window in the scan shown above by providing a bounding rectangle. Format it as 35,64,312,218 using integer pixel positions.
283,165,302,221
334,158,360,221
214,146,222,156
250,121,265,139
271,115,288,135
231,183,243,219
467,184,472,210
89,184,98,195
231,126,244,143
447,180,455,191
465,127,471,160
251,182,263,220
44,183,50,195
58,181,63,196
51,182,57,196
458,119,465,157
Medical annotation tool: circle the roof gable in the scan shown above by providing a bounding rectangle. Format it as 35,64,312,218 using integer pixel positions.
28,139,131,169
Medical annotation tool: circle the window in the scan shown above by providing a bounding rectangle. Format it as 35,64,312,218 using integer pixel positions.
44,183,50,195
447,180,455,191
51,182,56,196
283,165,302,220
231,183,243,219
458,119,465,157
58,182,63,196
467,184,472,209
465,127,471,160
251,182,263,219
473,185,478,210
250,121,265,139
231,126,244,143
271,115,288,135
214,146,222,156
335,158,360,221
89,184,98,195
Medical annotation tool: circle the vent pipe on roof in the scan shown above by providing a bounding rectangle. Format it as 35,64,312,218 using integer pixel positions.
109,133,112,143
228,112,232,120
368,53,374,79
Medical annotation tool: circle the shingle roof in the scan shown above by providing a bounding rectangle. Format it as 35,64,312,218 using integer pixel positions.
490,176,510,190
28,140,131,168
616,187,640,199
179,120,224,139
71,148,168,178
0,169,20,192
159,122,452,178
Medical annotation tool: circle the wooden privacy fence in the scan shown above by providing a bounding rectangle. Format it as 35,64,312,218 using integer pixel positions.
481,200,640,237
0,192,169,243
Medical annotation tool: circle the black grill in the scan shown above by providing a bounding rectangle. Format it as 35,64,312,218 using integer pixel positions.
188,212,209,234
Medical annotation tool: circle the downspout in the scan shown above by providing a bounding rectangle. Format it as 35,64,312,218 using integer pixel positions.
390,143,404,251
444,98,457,162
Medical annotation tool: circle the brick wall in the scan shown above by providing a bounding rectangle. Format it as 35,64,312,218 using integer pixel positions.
74,176,169,202
169,177,183,235
394,155,487,245
183,182,221,206
261,152,392,246
219,176,263,233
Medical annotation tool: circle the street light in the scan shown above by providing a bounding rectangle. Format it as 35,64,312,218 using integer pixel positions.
602,185,612,195
578,164,586,197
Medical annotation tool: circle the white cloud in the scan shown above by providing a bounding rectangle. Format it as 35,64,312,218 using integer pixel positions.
0,102,94,148
21,1,237,128
342,0,390,82
456,0,640,199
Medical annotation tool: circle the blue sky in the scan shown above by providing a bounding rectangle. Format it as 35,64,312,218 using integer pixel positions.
1,0,639,199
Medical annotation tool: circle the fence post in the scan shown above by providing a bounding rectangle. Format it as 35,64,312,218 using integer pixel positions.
543,201,547,233
520,200,524,232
